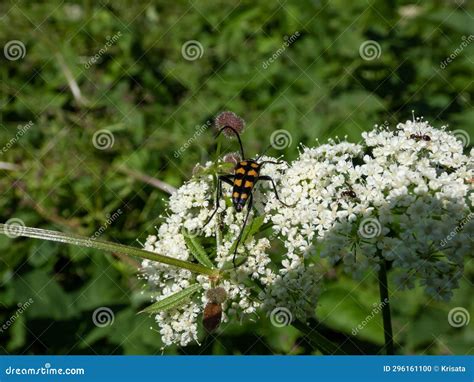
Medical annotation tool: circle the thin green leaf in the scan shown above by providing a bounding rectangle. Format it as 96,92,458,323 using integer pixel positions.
139,283,202,314
246,215,266,237
292,319,344,355
182,229,214,268
258,221,274,233
229,215,266,254
0,224,218,276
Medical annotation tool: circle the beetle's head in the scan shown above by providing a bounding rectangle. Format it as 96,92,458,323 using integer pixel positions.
233,198,246,212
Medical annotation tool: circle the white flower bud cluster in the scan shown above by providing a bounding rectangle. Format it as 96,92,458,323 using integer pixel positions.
141,167,319,347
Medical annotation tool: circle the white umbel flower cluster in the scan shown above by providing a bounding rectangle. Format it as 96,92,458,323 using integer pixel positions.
142,118,472,347
267,119,473,301
141,162,322,347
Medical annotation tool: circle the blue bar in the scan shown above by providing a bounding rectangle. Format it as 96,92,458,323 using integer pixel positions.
0,356,472,381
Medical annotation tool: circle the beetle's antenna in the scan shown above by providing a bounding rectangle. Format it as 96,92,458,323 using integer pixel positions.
260,160,284,167
217,126,245,159
255,143,272,161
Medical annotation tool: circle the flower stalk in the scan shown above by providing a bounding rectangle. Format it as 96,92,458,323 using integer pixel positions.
292,319,343,355
0,224,218,277
378,259,394,355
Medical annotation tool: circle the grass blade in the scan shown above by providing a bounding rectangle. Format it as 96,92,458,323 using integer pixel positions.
0,224,217,276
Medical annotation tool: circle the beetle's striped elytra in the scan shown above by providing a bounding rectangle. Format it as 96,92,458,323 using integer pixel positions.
232,160,260,212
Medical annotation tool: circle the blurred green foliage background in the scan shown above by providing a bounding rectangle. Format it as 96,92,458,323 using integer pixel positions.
0,0,473,355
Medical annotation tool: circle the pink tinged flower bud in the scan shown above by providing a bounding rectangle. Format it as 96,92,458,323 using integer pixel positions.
222,152,241,165
215,111,245,136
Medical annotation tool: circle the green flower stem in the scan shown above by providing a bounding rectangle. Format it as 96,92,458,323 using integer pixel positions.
292,319,343,355
0,224,218,277
378,259,394,355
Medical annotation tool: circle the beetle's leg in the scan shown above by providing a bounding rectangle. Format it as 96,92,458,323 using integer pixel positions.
257,175,290,207
232,193,253,268
204,175,234,227
260,160,284,166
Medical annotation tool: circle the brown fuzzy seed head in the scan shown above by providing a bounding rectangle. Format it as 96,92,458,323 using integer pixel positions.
206,287,227,304
215,111,245,136
222,152,241,165
192,164,204,176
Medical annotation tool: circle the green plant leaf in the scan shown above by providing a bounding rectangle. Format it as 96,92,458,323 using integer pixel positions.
220,256,247,270
0,224,218,277
12,269,77,320
182,229,214,269
292,319,344,355
247,215,266,237
229,215,266,254
316,284,384,345
258,221,274,233
139,283,202,314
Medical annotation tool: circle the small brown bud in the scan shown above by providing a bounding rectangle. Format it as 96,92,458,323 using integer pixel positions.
206,287,227,304
203,302,222,332
222,152,241,165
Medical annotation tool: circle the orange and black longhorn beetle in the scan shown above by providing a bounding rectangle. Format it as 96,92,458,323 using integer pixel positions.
204,126,289,266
